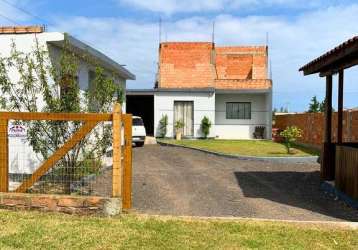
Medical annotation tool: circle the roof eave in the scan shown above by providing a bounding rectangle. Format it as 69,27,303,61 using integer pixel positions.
299,36,358,76
48,35,136,80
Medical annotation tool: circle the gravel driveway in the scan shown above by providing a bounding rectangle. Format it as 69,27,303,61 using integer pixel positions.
132,144,358,221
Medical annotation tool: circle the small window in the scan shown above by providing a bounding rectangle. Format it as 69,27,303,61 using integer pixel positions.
226,102,251,119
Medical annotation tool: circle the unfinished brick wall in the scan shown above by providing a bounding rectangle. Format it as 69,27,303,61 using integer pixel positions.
215,46,267,80
158,43,269,90
215,79,272,89
159,42,215,88
275,111,358,146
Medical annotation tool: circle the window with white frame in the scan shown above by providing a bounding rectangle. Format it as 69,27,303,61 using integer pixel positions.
226,102,251,119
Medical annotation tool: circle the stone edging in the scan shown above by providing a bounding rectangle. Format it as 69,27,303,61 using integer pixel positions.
135,213,358,230
157,141,319,164
0,192,121,216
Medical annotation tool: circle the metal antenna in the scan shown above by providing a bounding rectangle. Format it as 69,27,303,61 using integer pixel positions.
212,21,215,44
159,17,162,44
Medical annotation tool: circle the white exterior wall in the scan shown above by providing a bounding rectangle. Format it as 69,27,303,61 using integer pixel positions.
0,32,127,175
215,92,272,139
154,91,216,138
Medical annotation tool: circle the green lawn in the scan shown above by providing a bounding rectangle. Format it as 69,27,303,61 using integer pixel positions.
159,139,319,157
0,210,356,249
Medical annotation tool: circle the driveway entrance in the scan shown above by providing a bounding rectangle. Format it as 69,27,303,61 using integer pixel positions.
132,144,358,221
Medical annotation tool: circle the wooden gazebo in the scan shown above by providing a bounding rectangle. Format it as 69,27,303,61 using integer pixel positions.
300,36,358,199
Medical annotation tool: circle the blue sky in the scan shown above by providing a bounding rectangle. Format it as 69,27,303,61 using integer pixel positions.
1,0,358,111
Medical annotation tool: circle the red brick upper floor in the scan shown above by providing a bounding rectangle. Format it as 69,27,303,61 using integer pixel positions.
157,42,271,90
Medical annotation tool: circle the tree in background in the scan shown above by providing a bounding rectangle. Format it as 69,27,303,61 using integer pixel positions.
200,116,212,139
0,36,122,193
308,96,320,113
307,96,333,113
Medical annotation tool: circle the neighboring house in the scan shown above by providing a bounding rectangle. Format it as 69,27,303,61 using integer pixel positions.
0,26,135,176
153,42,272,139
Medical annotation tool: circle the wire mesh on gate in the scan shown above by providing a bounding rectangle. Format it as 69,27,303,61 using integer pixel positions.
7,119,114,197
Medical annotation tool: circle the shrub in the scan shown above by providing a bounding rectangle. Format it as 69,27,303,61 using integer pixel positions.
280,126,303,154
159,114,168,138
201,116,212,139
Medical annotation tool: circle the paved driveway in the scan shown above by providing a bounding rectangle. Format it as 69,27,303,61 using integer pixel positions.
132,144,358,221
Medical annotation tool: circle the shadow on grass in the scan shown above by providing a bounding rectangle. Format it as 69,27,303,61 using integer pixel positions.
234,171,358,221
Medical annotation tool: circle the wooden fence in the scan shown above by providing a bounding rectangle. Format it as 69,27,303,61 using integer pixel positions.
335,144,358,199
0,103,133,210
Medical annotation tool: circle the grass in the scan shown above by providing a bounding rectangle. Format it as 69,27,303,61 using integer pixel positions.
159,139,319,157
0,210,356,249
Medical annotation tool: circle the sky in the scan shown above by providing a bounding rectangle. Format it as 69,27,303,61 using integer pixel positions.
0,0,357,111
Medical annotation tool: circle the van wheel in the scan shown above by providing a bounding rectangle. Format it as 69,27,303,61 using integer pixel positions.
136,142,144,147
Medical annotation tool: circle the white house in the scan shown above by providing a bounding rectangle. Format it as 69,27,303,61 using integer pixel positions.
152,42,272,139
0,26,135,177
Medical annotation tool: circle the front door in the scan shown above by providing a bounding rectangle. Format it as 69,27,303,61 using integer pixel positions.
174,101,193,137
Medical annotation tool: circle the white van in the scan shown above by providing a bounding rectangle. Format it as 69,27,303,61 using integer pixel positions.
132,116,146,147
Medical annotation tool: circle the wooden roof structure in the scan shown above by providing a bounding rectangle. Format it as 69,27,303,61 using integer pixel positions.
300,36,358,77
299,36,358,199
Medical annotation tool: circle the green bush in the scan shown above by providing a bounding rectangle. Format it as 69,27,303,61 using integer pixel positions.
159,114,168,138
201,116,212,139
280,126,303,154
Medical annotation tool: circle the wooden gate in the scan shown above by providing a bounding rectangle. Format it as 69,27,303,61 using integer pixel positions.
0,103,133,209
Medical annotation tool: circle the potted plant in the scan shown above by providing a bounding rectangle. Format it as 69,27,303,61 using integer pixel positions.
174,119,184,140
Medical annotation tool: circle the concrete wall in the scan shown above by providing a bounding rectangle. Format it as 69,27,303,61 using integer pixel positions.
154,90,272,139
215,92,272,139
0,32,127,174
154,91,216,138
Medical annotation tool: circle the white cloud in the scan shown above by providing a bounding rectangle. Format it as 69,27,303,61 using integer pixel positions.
53,3,358,111
117,0,326,15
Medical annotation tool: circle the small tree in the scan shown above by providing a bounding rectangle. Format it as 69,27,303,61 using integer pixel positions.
158,114,168,138
280,126,303,154
0,36,122,193
308,96,320,113
200,116,211,139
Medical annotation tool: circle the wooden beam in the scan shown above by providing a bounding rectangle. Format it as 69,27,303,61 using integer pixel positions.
322,75,334,181
0,112,112,122
15,121,98,193
112,103,122,198
325,75,333,144
338,70,344,144
301,41,358,75
122,114,133,210
319,56,358,77
0,120,8,192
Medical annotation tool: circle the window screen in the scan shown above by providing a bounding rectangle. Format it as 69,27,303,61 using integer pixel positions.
226,102,251,119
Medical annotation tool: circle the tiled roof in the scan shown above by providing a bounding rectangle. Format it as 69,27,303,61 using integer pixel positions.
158,42,270,90
0,26,45,34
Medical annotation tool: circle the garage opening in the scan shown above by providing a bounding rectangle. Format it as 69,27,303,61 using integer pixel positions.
126,90,154,136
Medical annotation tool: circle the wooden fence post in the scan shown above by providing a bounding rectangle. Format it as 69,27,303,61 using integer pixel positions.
123,114,132,209
112,103,122,197
0,119,8,192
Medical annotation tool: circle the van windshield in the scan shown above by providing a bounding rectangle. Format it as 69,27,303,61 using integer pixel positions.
133,118,144,126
